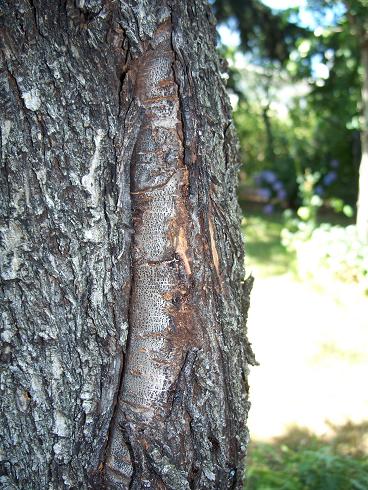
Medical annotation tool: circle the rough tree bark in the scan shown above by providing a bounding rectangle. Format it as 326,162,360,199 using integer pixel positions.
0,1,255,488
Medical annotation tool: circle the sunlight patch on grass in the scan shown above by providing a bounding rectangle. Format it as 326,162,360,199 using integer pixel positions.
242,212,296,277
311,342,368,365
243,206,368,489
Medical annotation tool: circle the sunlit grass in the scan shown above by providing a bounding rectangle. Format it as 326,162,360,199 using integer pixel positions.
311,341,368,365
242,204,368,489
241,208,296,277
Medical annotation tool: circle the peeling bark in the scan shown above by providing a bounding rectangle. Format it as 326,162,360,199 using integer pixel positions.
0,1,254,489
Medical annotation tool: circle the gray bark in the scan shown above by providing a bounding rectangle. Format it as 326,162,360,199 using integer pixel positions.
0,1,254,488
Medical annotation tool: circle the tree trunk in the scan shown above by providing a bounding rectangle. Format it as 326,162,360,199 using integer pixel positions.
357,38,368,243
0,1,254,488
262,102,275,166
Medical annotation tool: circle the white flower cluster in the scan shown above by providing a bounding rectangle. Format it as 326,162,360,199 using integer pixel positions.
282,223,368,293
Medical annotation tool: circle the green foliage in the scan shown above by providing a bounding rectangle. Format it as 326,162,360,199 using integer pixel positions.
281,168,338,247
247,441,368,489
214,0,306,63
280,169,366,292
277,163,367,291
219,0,368,285
295,169,323,225
287,223,368,293
246,424,368,490
233,101,268,177
329,197,354,217
233,100,299,200
217,0,362,207
292,13,361,205
233,72,359,206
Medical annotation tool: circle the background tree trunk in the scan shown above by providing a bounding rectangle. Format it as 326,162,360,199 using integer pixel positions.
346,6,368,243
0,1,254,488
357,38,368,243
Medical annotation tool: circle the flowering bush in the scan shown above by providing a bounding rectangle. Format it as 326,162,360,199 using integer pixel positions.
284,224,368,293
280,168,365,292
254,170,289,214
253,163,349,218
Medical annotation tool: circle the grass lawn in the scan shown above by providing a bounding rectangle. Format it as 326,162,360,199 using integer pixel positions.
241,203,368,489
241,202,353,279
242,209,295,278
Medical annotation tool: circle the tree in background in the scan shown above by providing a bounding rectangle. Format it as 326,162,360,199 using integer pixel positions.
306,0,368,239
344,0,368,241
290,8,361,208
214,0,304,62
214,0,367,290
214,0,307,207
216,0,368,241
0,1,254,488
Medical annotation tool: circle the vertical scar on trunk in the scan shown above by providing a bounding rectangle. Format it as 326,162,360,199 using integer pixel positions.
103,19,197,485
208,217,220,277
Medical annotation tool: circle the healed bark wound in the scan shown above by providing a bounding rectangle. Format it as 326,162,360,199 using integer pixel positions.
104,20,199,486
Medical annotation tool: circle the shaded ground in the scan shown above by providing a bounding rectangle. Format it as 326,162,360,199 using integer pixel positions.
243,210,368,441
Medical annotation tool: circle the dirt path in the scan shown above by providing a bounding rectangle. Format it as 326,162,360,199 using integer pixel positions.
247,272,368,441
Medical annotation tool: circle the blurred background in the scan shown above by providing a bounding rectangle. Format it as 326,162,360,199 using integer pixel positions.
211,0,368,488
